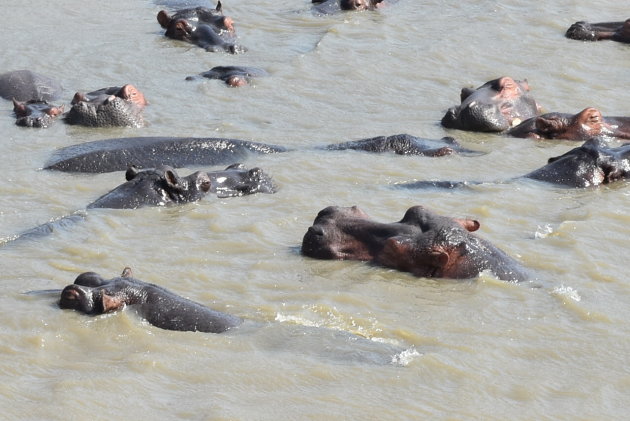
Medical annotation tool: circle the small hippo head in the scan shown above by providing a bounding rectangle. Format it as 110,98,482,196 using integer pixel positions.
59,283,126,315
340,0,383,10
157,2,235,36
88,166,212,209
209,163,277,197
65,84,147,128
12,99,64,128
442,76,540,132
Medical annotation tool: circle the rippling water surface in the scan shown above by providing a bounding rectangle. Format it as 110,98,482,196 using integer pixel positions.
1,0,629,419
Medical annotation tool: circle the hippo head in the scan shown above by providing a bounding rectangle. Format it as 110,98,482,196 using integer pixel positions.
509,108,611,140
441,77,540,132
302,206,376,260
87,166,212,209
157,2,235,35
12,99,64,128
209,163,277,197
64,85,147,128
59,283,126,315
340,0,383,10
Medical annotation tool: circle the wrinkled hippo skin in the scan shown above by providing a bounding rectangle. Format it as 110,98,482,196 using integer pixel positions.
64,84,147,128
323,134,478,156
59,267,242,333
12,99,64,128
566,19,630,43
507,107,630,141
186,66,268,87
441,77,541,132
524,138,630,187
157,3,246,53
0,70,63,102
312,0,385,14
45,137,289,173
302,205,528,281
400,138,630,189
88,163,275,209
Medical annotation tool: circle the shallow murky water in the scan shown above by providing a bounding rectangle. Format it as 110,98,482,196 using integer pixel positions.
1,0,629,419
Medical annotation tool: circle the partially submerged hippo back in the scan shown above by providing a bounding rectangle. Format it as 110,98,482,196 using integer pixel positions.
59,267,242,333
441,77,540,132
87,166,211,209
12,99,64,128
0,70,63,102
302,205,528,282
64,85,147,128
323,133,477,156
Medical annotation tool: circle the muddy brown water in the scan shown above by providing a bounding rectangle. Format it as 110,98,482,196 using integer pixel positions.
1,0,629,419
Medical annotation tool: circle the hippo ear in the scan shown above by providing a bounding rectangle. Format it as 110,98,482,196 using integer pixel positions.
12,98,26,114
101,293,125,313
164,169,182,189
460,87,475,101
157,10,171,28
454,218,480,232
125,165,139,181
121,267,133,278
216,1,223,13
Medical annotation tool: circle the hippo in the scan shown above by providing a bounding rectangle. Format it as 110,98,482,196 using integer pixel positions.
59,267,242,333
64,84,148,128
312,0,385,14
399,138,630,189
44,134,476,174
302,205,528,282
507,107,630,141
566,19,630,43
12,99,64,128
441,77,541,132
185,66,269,87
157,3,246,53
0,70,63,102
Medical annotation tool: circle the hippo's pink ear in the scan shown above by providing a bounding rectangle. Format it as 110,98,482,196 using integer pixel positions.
101,293,124,313
157,10,171,28
454,218,480,232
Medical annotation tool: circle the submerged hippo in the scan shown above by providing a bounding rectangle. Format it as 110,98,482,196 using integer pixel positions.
312,0,384,13
12,99,64,128
441,77,541,132
157,3,246,53
302,205,528,282
44,134,477,174
566,19,630,43
507,107,630,141
399,138,630,189
186,66,268,87
59,267,242,333
0,70,63,102
64,84,148,128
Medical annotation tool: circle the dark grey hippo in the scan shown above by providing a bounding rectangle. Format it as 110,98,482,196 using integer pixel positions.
302,205,528,282
186,66,268,87
312,0,386,14
441,77,541,132
44,134,478,174
157,3,246,53
566,19,630,43
64,84,148,128
12,99,64,128
0,70,63,102
60,267,242,333
399,138,630,189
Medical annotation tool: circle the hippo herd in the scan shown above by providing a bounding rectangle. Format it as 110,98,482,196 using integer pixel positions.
2,2,629,341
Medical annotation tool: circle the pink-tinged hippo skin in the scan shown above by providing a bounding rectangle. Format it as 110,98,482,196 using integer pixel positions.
59,267,242,333
302,205,528,282
12,99,64,128
566,19,630,43
157,3,246,53
507,107,630,141
64,84,148,128
441,77,541,132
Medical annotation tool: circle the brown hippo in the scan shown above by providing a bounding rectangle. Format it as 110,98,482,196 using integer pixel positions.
302,205,528,282
507,107,630,141
566,19,630,43
441,77,541,132
12,99,64,128
59,267,242,333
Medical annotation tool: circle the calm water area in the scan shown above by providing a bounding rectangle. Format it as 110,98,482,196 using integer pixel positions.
1,0,629,419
